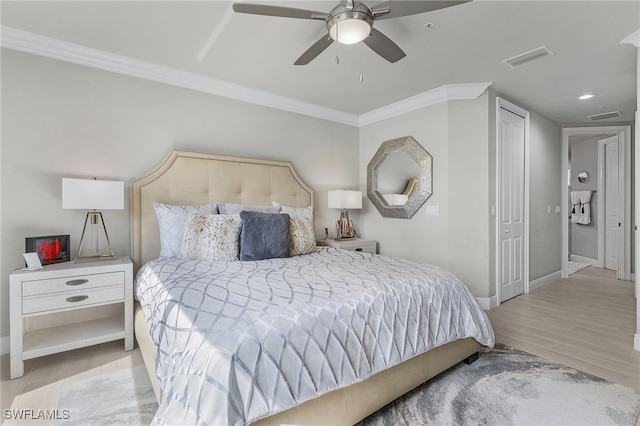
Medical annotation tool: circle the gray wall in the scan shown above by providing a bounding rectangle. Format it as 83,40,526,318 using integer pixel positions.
0,49,359,338
359,91,562,303
569,137,599,260
529,111,562,280
358,94,493,299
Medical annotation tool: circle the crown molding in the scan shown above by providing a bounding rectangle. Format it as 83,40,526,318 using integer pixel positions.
2,26,491,128
358,82,493,126
1,26,359,126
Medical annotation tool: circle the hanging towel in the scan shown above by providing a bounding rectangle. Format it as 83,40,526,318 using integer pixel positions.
570,191,581,223
578,190,592,225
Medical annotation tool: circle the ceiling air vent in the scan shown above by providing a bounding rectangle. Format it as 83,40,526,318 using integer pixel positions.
587,111,622,121
503,45,555,69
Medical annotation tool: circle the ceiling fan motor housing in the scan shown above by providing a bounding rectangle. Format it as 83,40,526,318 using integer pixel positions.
326,2,374,44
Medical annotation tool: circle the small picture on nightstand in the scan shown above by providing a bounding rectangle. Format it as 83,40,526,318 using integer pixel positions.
25,235,70,265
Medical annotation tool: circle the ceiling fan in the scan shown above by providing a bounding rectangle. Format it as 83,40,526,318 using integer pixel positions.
232,0,470,65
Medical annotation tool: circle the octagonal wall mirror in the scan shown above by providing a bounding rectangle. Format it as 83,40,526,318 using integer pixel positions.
367,136,433,219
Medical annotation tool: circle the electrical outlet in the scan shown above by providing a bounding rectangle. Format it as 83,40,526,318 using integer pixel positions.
555,205,561,214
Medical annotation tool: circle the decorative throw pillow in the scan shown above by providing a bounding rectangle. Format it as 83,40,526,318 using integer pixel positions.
153,202,218,258
179,213,242,261
239,211,290,261
273,202,313,221
220,203,280,215
289,216,315,256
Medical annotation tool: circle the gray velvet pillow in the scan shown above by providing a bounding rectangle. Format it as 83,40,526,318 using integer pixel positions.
239,211,290,261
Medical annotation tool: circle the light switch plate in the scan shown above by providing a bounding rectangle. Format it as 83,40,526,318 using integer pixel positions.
426,206,439,216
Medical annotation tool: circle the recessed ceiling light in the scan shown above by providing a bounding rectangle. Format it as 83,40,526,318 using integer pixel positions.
578,93,596,100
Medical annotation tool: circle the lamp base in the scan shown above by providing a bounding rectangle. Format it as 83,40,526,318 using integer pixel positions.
74,254,118,263
336,210,357,240
76,211,117,262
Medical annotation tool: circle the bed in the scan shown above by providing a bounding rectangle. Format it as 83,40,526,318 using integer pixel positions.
131,149,494,425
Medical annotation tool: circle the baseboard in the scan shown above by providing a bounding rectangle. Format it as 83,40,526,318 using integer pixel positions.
529,270,562,292
0,335,9,355
569,254,598,265
476,296,498,310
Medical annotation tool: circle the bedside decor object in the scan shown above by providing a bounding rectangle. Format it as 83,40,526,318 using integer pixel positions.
328,189,362,239
25,234,70,265
367,136,433,219
62,178,124,262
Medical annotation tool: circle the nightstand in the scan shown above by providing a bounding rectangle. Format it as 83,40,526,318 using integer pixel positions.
317,238,377,254
9,257,133,379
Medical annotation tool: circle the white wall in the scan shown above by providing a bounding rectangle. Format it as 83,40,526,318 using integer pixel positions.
0,49,359,339
359,91,562,302
569,137,599,260
528,111,562,280
358,93,493,298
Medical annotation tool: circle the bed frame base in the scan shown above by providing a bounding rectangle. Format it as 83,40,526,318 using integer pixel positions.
134,303,479,425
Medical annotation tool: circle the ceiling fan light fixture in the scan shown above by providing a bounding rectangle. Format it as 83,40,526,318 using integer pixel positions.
329,16,372,44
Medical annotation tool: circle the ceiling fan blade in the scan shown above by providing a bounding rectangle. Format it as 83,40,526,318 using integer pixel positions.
372,0,470,20
294,34,334,65
232,3,328,20
363,28,406,63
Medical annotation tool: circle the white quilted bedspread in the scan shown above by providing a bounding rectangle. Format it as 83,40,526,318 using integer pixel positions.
135,247,494,425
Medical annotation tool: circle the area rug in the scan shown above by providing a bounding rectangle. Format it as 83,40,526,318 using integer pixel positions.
358,344,640,426
56,364,157,425
56,346,640,426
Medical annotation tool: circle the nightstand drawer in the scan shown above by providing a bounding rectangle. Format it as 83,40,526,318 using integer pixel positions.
23,285,124,314
350,242,376,254
22,271,124,297
317,238,378,254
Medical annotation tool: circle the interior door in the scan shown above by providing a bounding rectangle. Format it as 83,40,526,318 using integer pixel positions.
499,107,525,302
603,135,619,271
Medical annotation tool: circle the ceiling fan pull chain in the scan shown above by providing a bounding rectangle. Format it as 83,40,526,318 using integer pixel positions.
359,42,364,82
335,24,340,64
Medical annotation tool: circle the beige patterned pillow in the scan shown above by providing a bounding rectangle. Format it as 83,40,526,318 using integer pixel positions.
289,216,315,256
179,213,242,261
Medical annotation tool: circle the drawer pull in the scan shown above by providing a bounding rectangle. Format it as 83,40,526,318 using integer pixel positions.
66,279,89,286
66,295,89,303
355,248,363,252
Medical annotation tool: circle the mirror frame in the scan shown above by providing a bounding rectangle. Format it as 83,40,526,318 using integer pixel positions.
577,171,589,183
367,136,433,219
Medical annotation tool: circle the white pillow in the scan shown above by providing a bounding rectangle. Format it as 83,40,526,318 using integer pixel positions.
273,202,313,221
153,202,218,258
289,216,315,256
219,203,280,215
179,213,242,262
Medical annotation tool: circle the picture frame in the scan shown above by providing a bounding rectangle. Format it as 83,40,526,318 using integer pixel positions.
25,235,70,265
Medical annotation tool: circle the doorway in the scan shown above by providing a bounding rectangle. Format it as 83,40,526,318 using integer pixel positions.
561,126,631,280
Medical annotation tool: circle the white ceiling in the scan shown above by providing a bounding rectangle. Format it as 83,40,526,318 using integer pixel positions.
1,1,638,125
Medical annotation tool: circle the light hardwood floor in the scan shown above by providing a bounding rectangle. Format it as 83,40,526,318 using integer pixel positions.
487,265,639,392
1,265,638,425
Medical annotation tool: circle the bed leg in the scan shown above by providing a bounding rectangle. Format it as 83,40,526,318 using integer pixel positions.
463,352,479,364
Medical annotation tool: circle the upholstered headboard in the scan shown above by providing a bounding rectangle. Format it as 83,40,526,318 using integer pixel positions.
130,149,314,272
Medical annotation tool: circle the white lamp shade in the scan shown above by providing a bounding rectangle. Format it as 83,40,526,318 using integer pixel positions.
62,178,124,210
328,190,362,209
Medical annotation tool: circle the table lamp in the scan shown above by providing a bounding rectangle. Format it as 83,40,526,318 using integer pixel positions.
328,189,362,239
62,177,124,262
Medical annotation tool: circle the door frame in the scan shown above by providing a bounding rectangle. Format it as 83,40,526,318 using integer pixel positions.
561,125,631,279
495,97,530,306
